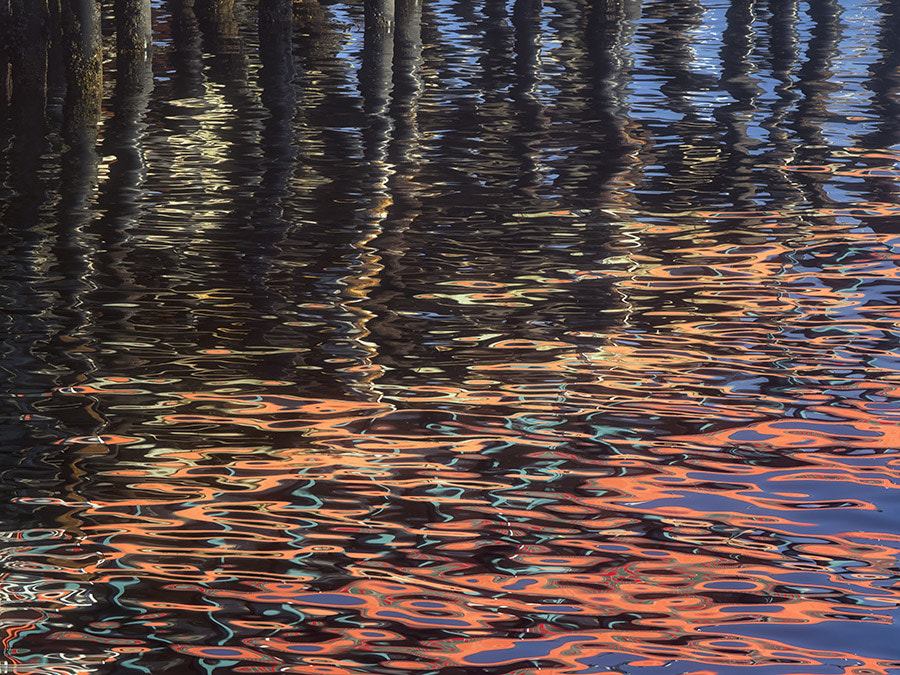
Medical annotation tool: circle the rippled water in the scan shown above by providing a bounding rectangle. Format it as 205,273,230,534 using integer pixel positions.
1,0,900,673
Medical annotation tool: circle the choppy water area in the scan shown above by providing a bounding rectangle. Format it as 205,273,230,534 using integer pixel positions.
2,0,900,673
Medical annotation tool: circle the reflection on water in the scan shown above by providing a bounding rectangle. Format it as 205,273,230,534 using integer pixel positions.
2,0,900,673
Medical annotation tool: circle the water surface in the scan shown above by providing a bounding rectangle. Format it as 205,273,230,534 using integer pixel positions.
1,0,900,673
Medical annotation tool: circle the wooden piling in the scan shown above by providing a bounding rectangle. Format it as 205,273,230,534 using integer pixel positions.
9,0,50,124
110,0,153,158
114,0,152,122
194,0,235,30
365,0,395,34
116,0,152,57
61,0,102,125
0,0,10,113
258,0,296,164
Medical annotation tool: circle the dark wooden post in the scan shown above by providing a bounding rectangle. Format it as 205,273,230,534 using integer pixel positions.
361,0,394,118
47,0,66,109
0,0,10,114
9,0,50,125
194,0,239,76
391,0,422,155
394,0,422,90
365,0,395,34
168,0,204,98
258,0,296,199
194,0,235,31
116,0,152,58
59,0,102,222
4,0,49,238
113,0,152,122
259,0,294,103
106,0,153,217
62,0,102,125
259,0,291,27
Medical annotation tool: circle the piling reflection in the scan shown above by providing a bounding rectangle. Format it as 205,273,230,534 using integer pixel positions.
1,0,900,674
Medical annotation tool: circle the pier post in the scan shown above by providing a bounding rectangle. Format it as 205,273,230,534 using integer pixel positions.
9,0,50,125
0,0,10,114
61,0,102,125
116,0,152,58
59,0,101,228
365,0,395,34
108,0,153,203
361,0,394,111
195,0,234,28
258,0,296,191
113,0,152,120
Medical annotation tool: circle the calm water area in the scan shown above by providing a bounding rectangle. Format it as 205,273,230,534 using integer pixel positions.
1,0,900,673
